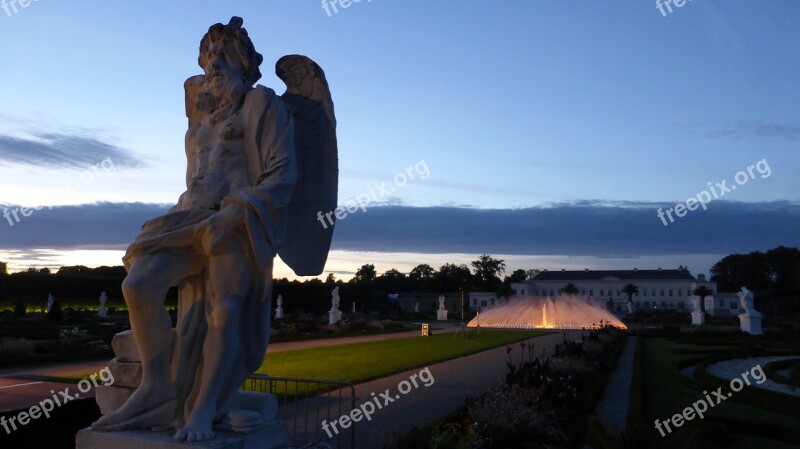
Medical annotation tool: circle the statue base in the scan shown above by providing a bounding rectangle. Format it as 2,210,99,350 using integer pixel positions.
328,310,342,325
739,313,763,335
691,311,705,325
76,420,289,449
437,310,448,321
275,307,284,319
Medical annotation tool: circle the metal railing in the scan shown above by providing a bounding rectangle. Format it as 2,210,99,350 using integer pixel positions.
243,374,356,448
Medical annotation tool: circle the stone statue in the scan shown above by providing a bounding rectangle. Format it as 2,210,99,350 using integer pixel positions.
331,287,340,312
436,295,448,321
739,287,754,312
46,294,54,313
91,17,338,443
328,287,342,325
626,301,634,315
275,294,284,319
738,286,762,335
414,302,420,313
98,292,108,318
351,301,356,313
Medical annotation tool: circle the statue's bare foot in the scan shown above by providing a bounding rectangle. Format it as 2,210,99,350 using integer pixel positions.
92,382,176,431
174,406,215,442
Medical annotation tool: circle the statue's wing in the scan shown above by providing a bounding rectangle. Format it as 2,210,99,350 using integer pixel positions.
275,55,338,276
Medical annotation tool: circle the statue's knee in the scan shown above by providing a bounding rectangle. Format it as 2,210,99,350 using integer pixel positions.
208,298,242,328
122,275,153,306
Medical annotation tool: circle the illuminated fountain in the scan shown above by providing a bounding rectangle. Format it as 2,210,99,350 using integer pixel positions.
467,296,627,330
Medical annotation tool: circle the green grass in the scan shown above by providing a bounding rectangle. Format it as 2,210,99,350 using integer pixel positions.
636,336,800,448
257,329,549,383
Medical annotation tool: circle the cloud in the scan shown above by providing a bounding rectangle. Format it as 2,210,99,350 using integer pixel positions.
1,201,797,259
0,203,170,248
0,131,144,169
675,120,800,142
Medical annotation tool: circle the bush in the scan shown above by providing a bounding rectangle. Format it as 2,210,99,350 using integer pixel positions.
13,299,26,318
48,299,63,322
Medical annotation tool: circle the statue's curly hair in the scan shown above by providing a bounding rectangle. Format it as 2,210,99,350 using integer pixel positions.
198,17,264,85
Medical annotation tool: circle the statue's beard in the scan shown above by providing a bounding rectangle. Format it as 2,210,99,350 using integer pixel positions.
196,76,248,123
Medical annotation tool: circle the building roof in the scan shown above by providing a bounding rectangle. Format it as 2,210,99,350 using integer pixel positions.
530,269,696,282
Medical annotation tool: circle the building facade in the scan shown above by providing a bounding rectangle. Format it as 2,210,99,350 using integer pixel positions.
510,268,736,315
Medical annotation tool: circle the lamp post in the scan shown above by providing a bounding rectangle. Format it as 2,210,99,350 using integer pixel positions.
460,288,464,322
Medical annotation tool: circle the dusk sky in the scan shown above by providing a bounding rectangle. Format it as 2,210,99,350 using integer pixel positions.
0,1,798,280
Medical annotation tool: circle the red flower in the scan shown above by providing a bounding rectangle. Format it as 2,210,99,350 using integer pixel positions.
520,342,527,348
506,345,513,354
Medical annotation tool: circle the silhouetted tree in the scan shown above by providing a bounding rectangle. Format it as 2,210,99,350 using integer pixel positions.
352,264,376,284
561,283,579,298
434,263,473,292
409,264,435,290
623,283,639,304
693,285,714,313
507,269,528,283
525,269,541,280
471,254,505,291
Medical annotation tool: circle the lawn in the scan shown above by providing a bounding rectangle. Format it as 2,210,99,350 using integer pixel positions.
256,329,550,383
632,334,800,449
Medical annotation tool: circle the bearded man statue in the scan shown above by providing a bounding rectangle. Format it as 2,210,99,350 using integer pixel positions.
90,17,338,444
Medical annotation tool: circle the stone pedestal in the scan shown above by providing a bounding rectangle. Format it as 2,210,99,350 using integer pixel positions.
691,310,705,325
739,313,762,335
328,310,342,325
275,306,284,319
96,331,143,414
436,310,448,321
76,420,289,449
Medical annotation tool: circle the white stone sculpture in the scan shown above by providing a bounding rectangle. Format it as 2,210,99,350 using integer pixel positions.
437,295,448,321
87,17,338,446
414,302,420,314
690,295,705,325
626,301,634,315
98,292,108,318
738,287,762,335
46,294,54,313
329,287,342,325
275,294,284,319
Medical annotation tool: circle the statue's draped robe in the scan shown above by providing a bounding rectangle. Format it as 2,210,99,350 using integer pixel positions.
122,85,297,426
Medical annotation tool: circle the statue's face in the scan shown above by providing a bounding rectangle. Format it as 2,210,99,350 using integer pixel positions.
200,41,246,86
196,41,250,115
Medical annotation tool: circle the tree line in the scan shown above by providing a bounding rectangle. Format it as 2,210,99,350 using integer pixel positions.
1,247,797,313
